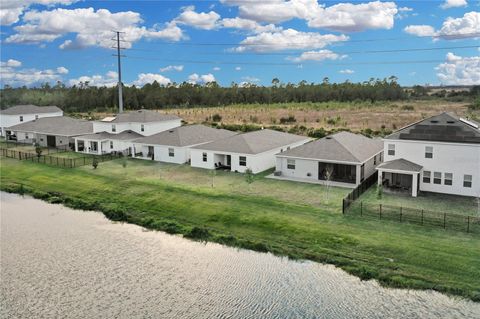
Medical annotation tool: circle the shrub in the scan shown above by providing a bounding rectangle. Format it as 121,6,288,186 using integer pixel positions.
92,158,99,169
401,105,414,111
212,113,222,122
185,226,211,241
245,168,254,184
279,115,296,124
34,143,42,158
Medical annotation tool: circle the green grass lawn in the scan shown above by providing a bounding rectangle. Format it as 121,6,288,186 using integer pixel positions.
359,187,479,216
1,157,479,301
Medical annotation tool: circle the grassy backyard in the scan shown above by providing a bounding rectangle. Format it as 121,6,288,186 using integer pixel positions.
1,157,479,301
358,187,479,217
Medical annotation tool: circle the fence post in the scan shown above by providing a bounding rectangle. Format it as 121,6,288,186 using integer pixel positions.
467,216,470,233
379,204,382,219
421,210,424,225
342,199,345,214
444,213,446,229
400,206,402,222
360,201,363,216
63,158,66,167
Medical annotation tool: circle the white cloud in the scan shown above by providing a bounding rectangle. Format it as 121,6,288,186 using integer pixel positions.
235,66,242,71
159,65,184,72
307,1,398,32
6,7,185,48
241,76,260,82
0,0,79,25
222,0,398,32
56,66,68,74
0,59,68,87
436,52,480,85
0,59,22,68
339,69,354,74
404,11,480,40
213,67,221,71
175,6,220,30
221,17,281,33
234,28,348,52
289,49,346,62
440,0,468,9
404,25,436,37
132,73,171,86
68,71,118,87
188,73,216,84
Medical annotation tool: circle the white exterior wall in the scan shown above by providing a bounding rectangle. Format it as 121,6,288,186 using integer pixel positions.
275,151,383,188
153,146,189,164
190,138,311,174
74,138,133,155
384,139,480,197
93,119,181,136
0,111,63,136
11,131,70,148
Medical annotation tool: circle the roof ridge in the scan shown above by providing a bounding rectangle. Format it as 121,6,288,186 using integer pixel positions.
332,136,362,162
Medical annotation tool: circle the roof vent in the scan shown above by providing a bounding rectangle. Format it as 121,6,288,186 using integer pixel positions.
460,118,479,129
169,130,174,133
446,120,455,124
326,136,332,140
430,120,439,123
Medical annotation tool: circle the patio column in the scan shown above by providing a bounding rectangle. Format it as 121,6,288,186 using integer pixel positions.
412,172,418,197
74,139,78,152
377,170,383,186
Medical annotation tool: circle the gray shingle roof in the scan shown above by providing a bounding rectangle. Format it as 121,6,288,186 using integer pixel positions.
134,124,237,147
75,130,143,141
385,112,480,144
8,116,93,137
277,131,383,163
192,129,311,154
377,158,423,172
99,109,180,123
0,105,62,115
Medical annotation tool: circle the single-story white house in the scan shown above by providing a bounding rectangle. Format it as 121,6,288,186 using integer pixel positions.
93,109,181,136
73,130,143,155
274,131,384,188
1,105,63,137
377,112,480,197
190,129,312,174
6,116,93,148
132,124,237,163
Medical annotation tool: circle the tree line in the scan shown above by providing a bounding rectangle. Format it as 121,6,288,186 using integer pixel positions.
0,77,477,112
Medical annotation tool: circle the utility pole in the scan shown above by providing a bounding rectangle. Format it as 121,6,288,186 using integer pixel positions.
113,31,125,113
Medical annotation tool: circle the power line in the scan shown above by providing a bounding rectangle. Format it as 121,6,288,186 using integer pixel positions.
127,45,479,56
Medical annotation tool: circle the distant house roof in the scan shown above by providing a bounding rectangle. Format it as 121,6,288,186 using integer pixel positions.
99,109,181,123
134,124,237,147
0,105,62,115
377,158,423,173
8,116,93,137
75,130,143,141
277,131,383,163
192,129,311,154
385,112,480,144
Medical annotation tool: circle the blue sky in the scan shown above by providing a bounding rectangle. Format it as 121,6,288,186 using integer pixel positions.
0,0,479,87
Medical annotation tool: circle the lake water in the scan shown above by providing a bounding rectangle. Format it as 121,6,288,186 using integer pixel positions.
1,192,479,319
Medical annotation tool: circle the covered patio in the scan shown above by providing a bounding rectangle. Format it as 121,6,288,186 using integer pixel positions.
376,158,422,197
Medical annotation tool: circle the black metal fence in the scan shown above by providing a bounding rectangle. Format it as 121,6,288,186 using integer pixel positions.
0,139,70,154
342,171,378,213
0,148,118,168
344,200,480,234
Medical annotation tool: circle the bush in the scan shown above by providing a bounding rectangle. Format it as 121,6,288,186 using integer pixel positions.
185,226,211,241
212,113,222,122
92,158,98,169
401,104,414,111
245,168,254,184
34,143,42,158
279,115,296,124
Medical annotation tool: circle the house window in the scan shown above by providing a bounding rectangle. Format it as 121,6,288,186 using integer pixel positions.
379,152,383,162
141,124,145,132
202,152,207,162
239,156,247,166
35,115,39,119
463,175,472,188
433,172,441,184
287,159,295,169
423,171,431,183
19,116,23,122
168,148,174,157
360,164,365,182
444,173,453,186
425,146,433,159
112,124,116,132
373,155,377,165
387,144,395,156
110,141,113,149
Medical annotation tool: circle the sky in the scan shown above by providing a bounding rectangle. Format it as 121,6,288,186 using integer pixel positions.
0,0,479,88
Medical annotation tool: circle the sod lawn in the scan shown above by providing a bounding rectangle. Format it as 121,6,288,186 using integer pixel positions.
1,157,479,301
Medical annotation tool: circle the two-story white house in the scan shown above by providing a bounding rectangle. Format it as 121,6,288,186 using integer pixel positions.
0,105,63,138
74,109,182,155
92,109,181,136
377,113,480,198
